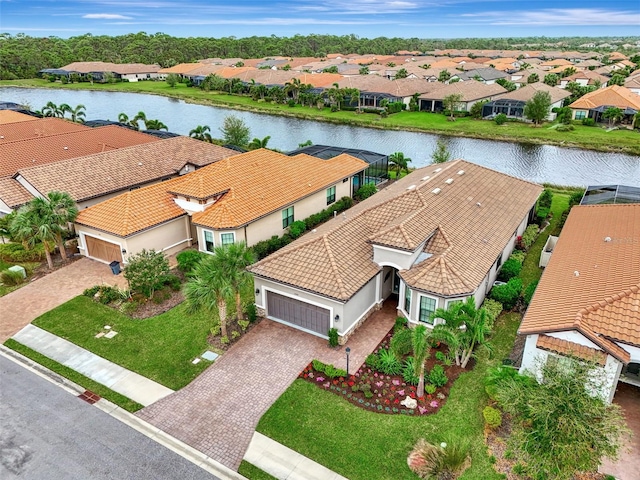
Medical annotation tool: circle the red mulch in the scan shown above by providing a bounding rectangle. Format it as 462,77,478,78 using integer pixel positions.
299,327,472,415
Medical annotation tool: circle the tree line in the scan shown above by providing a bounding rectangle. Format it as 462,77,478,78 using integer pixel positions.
2,32,638,80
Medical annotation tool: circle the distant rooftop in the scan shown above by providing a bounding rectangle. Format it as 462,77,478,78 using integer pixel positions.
581,185,640,205
287,144,388,165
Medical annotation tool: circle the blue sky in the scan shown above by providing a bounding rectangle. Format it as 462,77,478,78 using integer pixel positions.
1,0,639,39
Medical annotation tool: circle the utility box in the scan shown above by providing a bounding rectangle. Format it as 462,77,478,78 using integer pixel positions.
8,265,26,278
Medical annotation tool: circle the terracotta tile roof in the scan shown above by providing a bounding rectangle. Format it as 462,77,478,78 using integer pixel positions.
249,161,541,301
0,117,89,143
536,335,607,366
0,125,158,177
76,178,186,237
419,80,507,102
158,63,204,74
60,62,161,74
0,176,33,210
569,85,640,110
16,137,236,202
76,149,368,236
294,73,344,88
228,69,295,85
519,204,640,362
563,70,609,85
540,59,574,67
0,110,37,124
493,82,571,105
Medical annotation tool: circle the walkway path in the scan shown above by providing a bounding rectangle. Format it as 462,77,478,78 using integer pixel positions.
244,432,348,480
12,324,173,406
0,258,127,342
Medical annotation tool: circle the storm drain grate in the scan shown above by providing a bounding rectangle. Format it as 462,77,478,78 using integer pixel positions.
78,390,101,404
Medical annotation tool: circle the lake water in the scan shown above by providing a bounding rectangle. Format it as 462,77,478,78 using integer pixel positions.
2,86,639,187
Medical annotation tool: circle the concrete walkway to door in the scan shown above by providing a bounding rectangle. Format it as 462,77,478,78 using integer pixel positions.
0,258,127,342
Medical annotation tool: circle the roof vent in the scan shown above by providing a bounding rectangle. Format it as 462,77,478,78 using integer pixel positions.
138,162,143,166
574,270,580,277
63,146,68,150
604,236,612,242
476,202,482,207
421,176,430,181
457,170,465,175
407,185,416,190
434,168,442,172
432,188,441,195
0,135,4,139
445,178,453,184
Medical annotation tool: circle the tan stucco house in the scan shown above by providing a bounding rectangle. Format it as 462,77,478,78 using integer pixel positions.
248,160,541,341
519,204,640,403
74,149,368,265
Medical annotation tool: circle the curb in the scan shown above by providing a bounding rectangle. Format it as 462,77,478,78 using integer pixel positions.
0,345,247,480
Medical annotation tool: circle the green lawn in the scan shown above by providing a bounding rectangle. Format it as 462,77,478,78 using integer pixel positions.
255,312,521,480
31,295,215,390
520,192,570,289
4,339,144,412
3,79,638,156
238,461,278,480
0,260,40,297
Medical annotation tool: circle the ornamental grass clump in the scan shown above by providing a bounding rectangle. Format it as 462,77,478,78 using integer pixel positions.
407,438,471,480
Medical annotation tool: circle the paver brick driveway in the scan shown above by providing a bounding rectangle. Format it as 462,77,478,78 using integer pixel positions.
0,258,127,342
137,320,327,470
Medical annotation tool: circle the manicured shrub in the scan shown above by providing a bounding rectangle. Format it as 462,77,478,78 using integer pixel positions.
538,189,553,209
163,274,181,291
377,348,403,375
176,249,205,273
498,258,522,282
494,113,507,125
435,351,446,362
246,302,258,322
521,224,539,250
536,206,550,224
288,220,306,239
489,277,523,310
424,384,436,395
312,359,326,372
482,299,503,327
509,250,526,264
251,239,271,260
582,118,595,126
365,353,379,370
523,279,539,306
123,249,170,298
483,406,502,429
1,269,25,286
97,285,121,304
0,242,48,262
354,183,377,201
328,327,339,347
402,356,420,385
569,190,585,208
83,285,101,298
428,364,448,387
556,123,574,132
394,316,408,332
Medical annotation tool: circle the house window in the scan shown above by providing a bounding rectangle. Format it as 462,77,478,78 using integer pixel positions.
404,285,411,313
203,230,215,253
220,232,235,246
419,296,437,324
574,111,586,120
327,186,336,205
282,206,294,229
496,253,503,269
446,298,464,309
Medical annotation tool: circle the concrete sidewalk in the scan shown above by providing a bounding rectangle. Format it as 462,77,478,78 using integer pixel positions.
12,324,173,406
244,432,348,480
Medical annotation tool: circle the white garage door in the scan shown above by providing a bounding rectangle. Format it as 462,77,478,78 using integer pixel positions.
266,292,330,336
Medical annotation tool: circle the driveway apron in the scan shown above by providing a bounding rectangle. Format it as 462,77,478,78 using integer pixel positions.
136,320,327,470
0,258,127,342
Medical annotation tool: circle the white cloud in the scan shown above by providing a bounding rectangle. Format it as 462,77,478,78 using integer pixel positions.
83,13,133,19
459,8,640,26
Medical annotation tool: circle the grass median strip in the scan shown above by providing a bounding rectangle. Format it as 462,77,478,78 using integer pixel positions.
4,339,144,412
237,461,278,480
32,295,213,390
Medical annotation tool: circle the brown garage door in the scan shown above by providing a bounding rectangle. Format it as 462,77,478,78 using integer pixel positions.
85,236,123,264
266,292,330,336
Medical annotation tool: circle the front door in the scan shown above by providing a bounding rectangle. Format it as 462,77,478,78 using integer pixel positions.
392,269,400,295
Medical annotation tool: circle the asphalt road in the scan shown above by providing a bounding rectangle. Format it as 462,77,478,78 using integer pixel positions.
0,355,218,480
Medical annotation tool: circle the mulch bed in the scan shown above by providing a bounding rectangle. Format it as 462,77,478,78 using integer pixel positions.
128,288,185,319
485,412,607,480
29,252,82,282
299,327,471,415
207,316,262,351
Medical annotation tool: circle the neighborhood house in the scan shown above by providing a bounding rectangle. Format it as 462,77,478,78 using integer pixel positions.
519,204,640,403
74,148,368,264
249,160,541,342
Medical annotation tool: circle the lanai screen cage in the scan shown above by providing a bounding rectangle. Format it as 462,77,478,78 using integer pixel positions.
482,99,526,118
287,144,389,187
580,185,640,205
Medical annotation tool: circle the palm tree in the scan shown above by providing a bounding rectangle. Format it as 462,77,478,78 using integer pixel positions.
131,111,147,130
247,136,271,150
189,125,212,142
69,104,86,123
212,242,256,322
41,101,60,118
432,297,492,368
391,324,432,398
10,206,57,270
603,107,624,127
389,152,412,178
145,119,168,131
284,78,302,101
30,191,78,263
118,112,130,124
58,103,72,119
184,255,234,338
